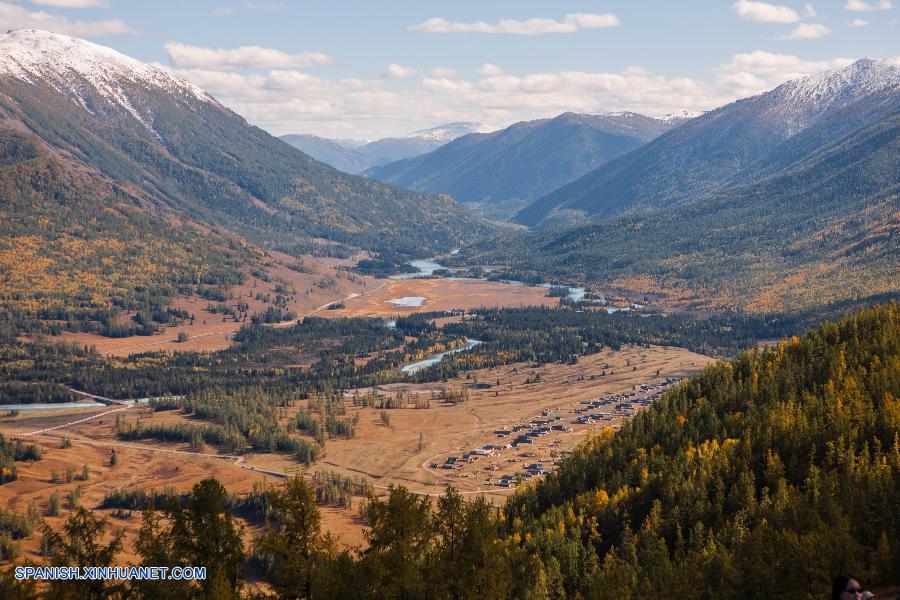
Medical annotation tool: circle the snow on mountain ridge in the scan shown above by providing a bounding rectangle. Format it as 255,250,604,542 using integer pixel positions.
401,122,495,142
660,110,703,122
0,29,212,109
762,58,900,133
774,58,899,106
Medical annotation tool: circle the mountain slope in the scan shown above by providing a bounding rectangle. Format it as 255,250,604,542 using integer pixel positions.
0,29,493,257
354,122,492,169
518,59,900,227
366,112,678,220
0,126,252,335
278,134,372,174
280,122,490,174
461,106,900,311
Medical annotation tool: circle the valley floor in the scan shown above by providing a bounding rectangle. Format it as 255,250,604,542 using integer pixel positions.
0,261,723,572
0,342,712,559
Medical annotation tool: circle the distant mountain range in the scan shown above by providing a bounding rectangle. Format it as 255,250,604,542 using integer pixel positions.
517,58,900,227
461,59,900,311
365,112,685,220
280,122,493,174
0,28,896,322
0,29,492,258
277,134,373,174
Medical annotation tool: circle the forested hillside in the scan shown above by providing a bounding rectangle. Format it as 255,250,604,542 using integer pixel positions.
0,29,498,336
0,128,253,334
366,112,676,220
503,301,899,597
459,106,900,312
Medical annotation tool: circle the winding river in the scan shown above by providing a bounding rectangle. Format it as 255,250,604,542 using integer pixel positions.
389,258,597,306
400,339,483,374
0,401,105,412
0,396,160,413
388,260,445,280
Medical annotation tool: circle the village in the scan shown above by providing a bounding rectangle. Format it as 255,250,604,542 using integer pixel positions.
425,377,686,491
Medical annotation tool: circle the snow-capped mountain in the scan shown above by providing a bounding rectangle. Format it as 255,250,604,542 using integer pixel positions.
399,122,494,142
518,58,900,227
747,58,900,136
281,122,494,174
0,29,492,256
659,110,703,123
772,59,900,106
0,29,210,111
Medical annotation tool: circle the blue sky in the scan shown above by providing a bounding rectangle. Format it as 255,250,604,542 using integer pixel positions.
2,0,897,138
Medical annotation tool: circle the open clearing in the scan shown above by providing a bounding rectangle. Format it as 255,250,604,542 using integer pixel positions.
325,277,558,318
0,406,370,561
52,268,557,357
55,252,374,356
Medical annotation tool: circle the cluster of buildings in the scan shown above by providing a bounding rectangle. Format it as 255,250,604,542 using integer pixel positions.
431,376,687,488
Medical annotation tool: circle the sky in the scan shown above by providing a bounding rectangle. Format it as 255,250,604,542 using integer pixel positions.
1,0,898,139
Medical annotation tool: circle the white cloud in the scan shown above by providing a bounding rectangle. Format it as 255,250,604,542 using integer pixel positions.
715,71,771,97
718,51,852,74
212,7,233,17
165,51,858,140
429,67,457,77
31,0,108,7
732,0,800,22
0,1,135,35
383,64,416,78
848,17,870,24
716,51,853,95
409,13,620,35
478,63,503,76
783,22,831,38
170,62,722,139
568,13,621,28
163,41,331,70
803,3,818,16
844,0,892,10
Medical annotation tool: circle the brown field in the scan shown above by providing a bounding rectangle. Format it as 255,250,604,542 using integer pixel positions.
55,252,374,356
0,406,369,564
0,424,264,564
51,263,557,357
325,277,558,318
316,344,713,502
0,343,713,566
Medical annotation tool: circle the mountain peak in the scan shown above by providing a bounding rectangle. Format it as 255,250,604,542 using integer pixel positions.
659,110,703,123
516,56,900,228
401,122,495,142
599,111,642,119
772,57,899,109
0,29,211,107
